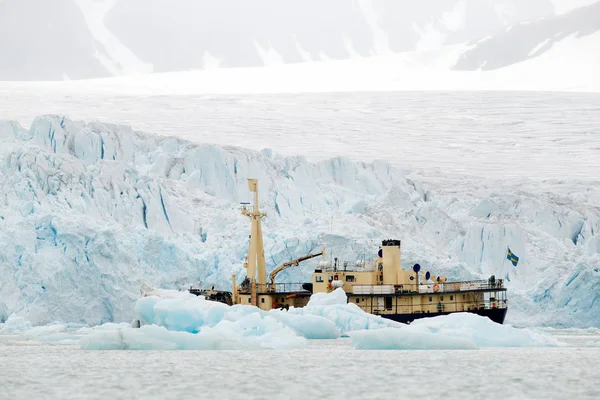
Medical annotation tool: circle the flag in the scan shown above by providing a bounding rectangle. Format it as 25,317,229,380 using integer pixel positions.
507,247,519,267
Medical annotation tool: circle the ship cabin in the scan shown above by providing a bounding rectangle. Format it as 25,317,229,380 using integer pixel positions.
310,239,507,322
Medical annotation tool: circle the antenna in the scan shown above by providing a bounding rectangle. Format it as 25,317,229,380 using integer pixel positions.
330,213,334,235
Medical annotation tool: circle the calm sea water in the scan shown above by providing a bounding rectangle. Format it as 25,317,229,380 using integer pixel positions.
1,332,599,400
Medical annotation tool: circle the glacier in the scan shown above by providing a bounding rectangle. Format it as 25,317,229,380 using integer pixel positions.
0,115,599,328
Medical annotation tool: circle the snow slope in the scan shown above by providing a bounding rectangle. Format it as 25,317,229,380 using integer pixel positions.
3,34,598,94
0,116,598,328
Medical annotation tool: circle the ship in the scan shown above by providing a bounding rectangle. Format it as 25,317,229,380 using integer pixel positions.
198,178,508,325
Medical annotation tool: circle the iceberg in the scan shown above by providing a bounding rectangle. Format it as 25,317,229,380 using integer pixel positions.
0,290,579,352
134,293,230,333
80,315,307,351
0,115,599,329
78,288,395,349
348,313,565,350
0,313,83,344
130,287,392,341
80,288,565,350
306,287,348,306
0,313,32,333
287,288,401,334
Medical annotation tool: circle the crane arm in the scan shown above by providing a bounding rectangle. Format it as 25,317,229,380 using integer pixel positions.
269,249,325,285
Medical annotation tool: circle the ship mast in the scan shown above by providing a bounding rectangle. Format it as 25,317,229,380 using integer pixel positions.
241,178,267,305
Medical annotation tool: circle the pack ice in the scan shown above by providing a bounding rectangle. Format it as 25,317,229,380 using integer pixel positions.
0,116,599,328
348,313,564,350
81,288,562,350
0,288,563,350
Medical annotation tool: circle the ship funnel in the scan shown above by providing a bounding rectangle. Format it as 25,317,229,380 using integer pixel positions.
381,239,401,285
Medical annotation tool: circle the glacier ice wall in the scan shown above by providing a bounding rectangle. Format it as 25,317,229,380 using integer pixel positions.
0,116,598,327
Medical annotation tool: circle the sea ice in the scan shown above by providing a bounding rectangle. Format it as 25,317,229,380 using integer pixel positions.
77,288,397,349
306,287,348,306
80,313,307,350
0,290,578,351
0,314,82,343
348,312,565,350
0,313,32,333
288,288,402,334
133,287,398,340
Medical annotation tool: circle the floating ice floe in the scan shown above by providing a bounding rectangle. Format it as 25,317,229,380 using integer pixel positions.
137,288,397,335
80,313,307,350
0,313,83,344
78,288,402,349
1,289,570,350
348,312,566,350
287,288,401,335
79,288,567,350
80,288,360,349
0,313,32,333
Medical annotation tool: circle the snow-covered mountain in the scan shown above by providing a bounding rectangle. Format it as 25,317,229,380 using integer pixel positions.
0,0,107,80
1,116,598,328
454,1,600,70
3,0,593,81
104,0,553,70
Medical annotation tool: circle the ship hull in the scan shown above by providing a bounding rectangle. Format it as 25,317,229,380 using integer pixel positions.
380,307,508,325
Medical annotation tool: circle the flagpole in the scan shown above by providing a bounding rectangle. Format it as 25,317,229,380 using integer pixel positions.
502,246,509,282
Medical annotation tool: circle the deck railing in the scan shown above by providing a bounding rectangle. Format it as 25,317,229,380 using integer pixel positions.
369,297,508,316
238,282,310,294
237,280,504,296
351,280,504,295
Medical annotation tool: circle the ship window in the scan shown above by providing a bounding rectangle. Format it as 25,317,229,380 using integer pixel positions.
261,298,264,304
379,275,383,281
429,296,432,302
346,275,355,282
328,276,333,282
385,297,392,310
248,298,251,303
440,296,444,301
450,295,454,301
315,275,324,282
355,298,360,303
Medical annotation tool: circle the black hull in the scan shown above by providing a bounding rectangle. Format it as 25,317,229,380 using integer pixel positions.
380,308,508,325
